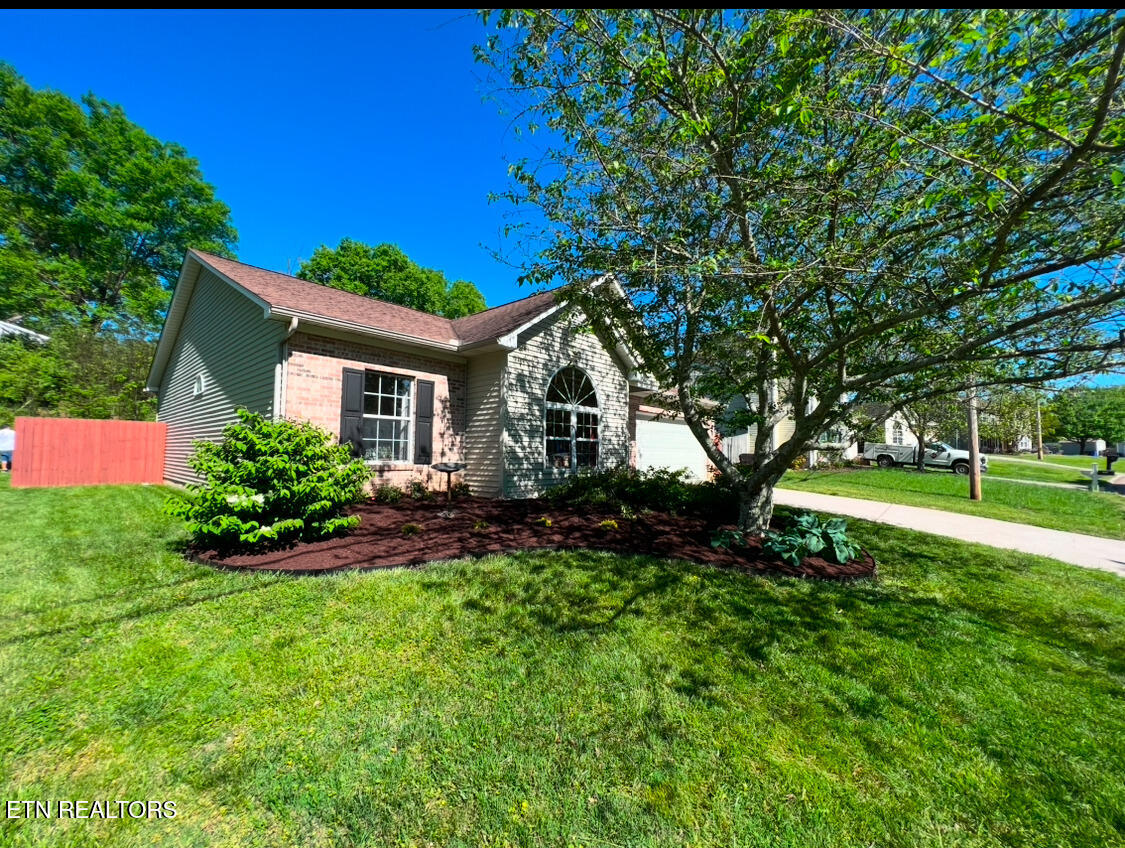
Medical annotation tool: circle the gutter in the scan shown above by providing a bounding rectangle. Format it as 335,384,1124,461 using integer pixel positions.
269,307,461,353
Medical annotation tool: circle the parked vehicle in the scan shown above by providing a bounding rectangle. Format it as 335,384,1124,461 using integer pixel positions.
862,441,988,475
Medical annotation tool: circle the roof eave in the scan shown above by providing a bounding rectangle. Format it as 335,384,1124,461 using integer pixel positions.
457,338,518,355
269,307,461,353
146,254,203,392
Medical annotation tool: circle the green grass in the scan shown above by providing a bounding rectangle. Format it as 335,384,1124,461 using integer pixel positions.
779,467,1125,539
2,481,1124,847
1038,454,1117,470
980,457,1090,486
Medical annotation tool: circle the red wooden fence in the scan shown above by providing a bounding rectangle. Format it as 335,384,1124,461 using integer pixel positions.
11,417,167,488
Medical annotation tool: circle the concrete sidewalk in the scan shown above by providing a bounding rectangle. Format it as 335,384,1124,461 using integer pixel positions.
774,489,1125,577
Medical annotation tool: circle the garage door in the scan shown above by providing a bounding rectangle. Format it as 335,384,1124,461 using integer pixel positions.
636,418,710,481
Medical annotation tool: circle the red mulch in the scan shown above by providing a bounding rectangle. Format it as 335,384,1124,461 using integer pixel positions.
193,497,875,581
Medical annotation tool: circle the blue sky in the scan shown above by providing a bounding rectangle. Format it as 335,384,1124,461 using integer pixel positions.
1,9,535,307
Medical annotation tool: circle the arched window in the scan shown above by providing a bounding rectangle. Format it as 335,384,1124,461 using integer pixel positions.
892,420,904,445
544,366,599,469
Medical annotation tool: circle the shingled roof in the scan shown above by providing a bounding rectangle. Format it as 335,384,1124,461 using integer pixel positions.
451,289,558,346
190,250,558,350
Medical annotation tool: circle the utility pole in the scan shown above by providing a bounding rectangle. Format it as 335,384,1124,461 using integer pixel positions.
1036,395,1044,461
967,388,982,501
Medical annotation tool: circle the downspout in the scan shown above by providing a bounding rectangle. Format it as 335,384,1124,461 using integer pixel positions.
275,317,299,420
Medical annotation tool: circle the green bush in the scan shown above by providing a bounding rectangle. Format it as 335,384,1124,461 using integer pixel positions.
167,410,371,550
763,512,861,567
450,481,472,499
407,480,434,501
547,467,737,517
373,484,403,504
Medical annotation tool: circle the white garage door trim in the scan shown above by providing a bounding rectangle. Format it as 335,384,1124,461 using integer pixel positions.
636,417,710,481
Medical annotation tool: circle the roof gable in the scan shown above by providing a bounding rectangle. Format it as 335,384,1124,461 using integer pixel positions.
451,290,559,347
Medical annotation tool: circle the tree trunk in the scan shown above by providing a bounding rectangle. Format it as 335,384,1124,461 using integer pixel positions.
738,480,776,535
1078,437,1088,454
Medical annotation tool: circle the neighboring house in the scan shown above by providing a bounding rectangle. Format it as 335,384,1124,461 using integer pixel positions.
720,398,914,465
0,319,49,344
147,251,715,496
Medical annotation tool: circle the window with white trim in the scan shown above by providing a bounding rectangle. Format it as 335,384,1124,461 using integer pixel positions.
545,366,599,469
362,371,412,461
891,421,904,445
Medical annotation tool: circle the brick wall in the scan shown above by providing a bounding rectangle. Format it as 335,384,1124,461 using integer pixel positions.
284,332,468,490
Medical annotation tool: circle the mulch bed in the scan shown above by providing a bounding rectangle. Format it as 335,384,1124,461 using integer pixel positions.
192,497,875,581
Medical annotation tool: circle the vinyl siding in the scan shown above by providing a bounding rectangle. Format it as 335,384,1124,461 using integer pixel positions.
721,405,796,460
462,352,506,497
157,269,286,483
502,311,630,497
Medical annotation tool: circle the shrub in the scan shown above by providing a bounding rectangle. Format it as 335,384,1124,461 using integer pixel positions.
710,528,747,549
166,410,370,550
450,481,472,499
373,484,403,504
598,518,619,531
407,480,434,501
535,515,553,528
789,454,809,471
401,522,423,536
472,519,490,531
547,466,737,516
763,512,861,567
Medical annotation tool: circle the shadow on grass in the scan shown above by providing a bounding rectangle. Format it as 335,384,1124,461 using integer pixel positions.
0,572,220,622
440,525,1124,681
0,577,286,647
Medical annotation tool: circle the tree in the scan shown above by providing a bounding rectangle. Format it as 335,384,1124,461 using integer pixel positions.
1048,386,1125,452
444,279,489,319
978,386,1040,454
0,64,237,336
0,329,157,421
481,9,1125,532
887,394,965,471
296,239,487,318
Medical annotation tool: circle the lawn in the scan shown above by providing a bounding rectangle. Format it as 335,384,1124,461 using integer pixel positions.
1039,454,1118,470
2,479,1124,847
779,467,1125,539
984,457,1091,486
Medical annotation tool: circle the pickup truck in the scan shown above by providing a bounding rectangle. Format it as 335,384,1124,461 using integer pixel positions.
862,441,988,475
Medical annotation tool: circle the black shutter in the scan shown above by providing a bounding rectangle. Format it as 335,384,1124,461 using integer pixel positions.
340,368,365,458
414,379,434,465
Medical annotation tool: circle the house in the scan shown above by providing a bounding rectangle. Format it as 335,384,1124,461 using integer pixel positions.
147,251,715,496
720,398,916,466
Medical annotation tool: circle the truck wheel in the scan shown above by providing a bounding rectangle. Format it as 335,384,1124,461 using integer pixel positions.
877,455,894,469
952,461,969,475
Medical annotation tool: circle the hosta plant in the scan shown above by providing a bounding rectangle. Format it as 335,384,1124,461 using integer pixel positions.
763,513,861,567
167,409,371,550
